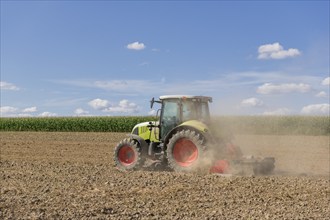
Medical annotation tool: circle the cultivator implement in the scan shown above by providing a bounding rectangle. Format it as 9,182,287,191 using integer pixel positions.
210,156,275,175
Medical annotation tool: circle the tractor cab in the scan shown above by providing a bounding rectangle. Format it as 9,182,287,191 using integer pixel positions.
153,95,212,140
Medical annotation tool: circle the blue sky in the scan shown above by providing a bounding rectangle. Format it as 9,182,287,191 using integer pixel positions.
1,1,329,117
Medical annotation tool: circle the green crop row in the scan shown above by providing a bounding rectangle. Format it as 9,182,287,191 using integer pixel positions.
0,116,156,132
0,116,329,135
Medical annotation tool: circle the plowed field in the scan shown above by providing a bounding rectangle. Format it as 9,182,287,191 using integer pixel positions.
1,132,329,219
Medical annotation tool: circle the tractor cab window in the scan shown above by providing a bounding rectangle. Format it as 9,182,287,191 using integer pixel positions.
200,102,210,123
182,101,197,121
182,100,210,123
160,100,180,139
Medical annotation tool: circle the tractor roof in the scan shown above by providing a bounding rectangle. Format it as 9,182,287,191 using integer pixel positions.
159,95,212,102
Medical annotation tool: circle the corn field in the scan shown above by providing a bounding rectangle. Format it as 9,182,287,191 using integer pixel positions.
0,116,156,132
0,116,329,135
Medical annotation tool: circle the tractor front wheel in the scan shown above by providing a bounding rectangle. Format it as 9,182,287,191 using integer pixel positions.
167,130,205,172
114,138,145,171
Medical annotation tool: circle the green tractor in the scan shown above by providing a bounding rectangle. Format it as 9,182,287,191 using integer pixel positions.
114,95,275,174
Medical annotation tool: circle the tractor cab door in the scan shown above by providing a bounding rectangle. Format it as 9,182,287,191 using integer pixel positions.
160,99,180,140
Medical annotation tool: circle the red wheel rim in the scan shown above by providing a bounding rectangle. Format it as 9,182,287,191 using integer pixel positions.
118,145,136,166
173,138,198,167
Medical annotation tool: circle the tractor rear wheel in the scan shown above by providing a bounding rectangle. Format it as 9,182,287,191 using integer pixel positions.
114,138,145,171
167,130,205,172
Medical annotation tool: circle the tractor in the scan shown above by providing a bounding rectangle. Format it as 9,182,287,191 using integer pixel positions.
114,95,275,175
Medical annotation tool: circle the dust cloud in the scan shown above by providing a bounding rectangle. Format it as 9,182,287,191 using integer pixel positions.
208,117,330,177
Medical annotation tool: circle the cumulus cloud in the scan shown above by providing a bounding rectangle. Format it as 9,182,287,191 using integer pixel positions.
22,106,37,113
103,99,139,114
1,106,38,116
88,98,109,110
258,42,301,59
263,108,291,116
301,104,329,115
241,97,264,107
39,112,57,117
0,81,20,91
321,77,330,86
0,106,18,115
74,108,89,116
127,41,146,50
87,98,139,114
257,83,311,94
316,91,327,98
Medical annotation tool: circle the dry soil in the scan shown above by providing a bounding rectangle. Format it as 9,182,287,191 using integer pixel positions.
1,132,329,219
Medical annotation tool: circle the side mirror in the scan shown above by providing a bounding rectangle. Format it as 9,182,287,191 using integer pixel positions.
150,97,155,109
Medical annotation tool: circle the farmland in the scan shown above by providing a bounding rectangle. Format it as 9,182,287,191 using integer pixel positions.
1,131,329,219
0,116,329,135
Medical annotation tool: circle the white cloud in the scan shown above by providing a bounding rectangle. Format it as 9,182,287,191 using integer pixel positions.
1,106,37,116
148,109,157,116
54,72,323,97
127,41,146,50
103,99,139,114
56,78,229,95
74,108,89,116
321,77,330,86
301,104,329,115
94,80,153,93
258,42,301,59
1,106,57,117
316,91,327,98
39,112,57,117
241,97,264,107
257,83,311,94
224,71,324,87
0,106,18,114
263,108,291,115
88,98,109,110
0,81,20,91
22,106,37,113
87,98,139,114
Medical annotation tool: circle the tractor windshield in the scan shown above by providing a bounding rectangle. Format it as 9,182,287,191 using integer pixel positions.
161,99,180,138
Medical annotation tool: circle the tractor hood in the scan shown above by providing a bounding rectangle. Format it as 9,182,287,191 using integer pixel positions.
131,121,159,142
132,121,159,130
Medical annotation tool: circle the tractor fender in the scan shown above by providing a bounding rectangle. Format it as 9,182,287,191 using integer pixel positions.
164,125,207,148
180,120,209,133
127,134,148,150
